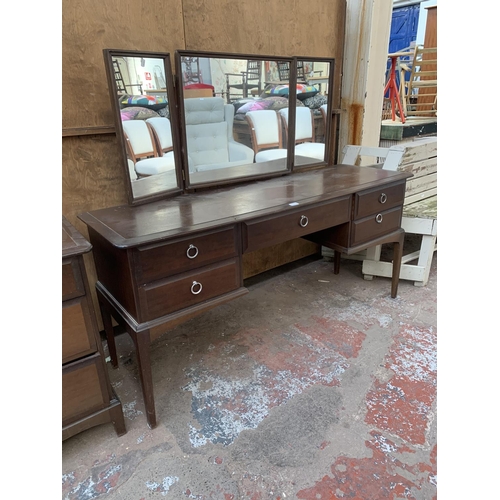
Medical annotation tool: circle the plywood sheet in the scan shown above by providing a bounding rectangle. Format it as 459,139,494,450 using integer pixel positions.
62,0,185,130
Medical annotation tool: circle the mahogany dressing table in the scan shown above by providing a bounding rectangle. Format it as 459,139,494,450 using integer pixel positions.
79,164,412,429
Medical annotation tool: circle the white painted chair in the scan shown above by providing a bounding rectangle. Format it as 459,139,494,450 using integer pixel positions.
326,138,437,287
122,120,175,177
279,107,325,161
245,110,288,163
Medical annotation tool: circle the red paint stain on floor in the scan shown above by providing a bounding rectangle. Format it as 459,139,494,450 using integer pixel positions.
365,323,436,445
296,432,436,500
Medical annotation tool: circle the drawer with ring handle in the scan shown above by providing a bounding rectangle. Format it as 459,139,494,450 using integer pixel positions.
354,181,405,220
140,258,241,321
243,196,351,253
350,206,403,246
136,226,239,283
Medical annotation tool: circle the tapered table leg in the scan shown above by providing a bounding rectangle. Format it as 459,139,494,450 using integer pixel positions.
97,289,119,368
129,327,157,429
391,230,405,298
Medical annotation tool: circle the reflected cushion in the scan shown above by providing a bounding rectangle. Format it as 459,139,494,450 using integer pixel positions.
120,107,160,121
120,94,168,111
261,84,319,100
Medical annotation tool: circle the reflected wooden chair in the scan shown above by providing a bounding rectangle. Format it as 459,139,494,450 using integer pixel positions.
122,120,175,177
225,60,262,102
245,110,288,163
279,107,325,161
276,60,306,82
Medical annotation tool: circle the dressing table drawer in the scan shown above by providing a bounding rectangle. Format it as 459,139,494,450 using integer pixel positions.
140,258,241,321
354,181,405,220
243,196,351,253
62,296,97,364
62,259,85,300
136,226,239,283
351,206,403,246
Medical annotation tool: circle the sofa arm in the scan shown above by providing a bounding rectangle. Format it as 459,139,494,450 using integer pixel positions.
228,141,255,163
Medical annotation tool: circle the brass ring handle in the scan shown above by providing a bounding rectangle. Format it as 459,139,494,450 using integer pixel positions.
379,193,387,204
375,213,383,224
299,215,309,227
186,244,199,259
191,281,203,295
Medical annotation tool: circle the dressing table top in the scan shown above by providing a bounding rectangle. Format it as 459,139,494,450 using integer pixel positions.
79,165,411,249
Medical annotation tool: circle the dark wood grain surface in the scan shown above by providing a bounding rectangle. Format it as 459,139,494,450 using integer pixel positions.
79,165,411,248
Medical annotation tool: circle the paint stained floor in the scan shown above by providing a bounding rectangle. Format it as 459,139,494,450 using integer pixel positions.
62,244,437,500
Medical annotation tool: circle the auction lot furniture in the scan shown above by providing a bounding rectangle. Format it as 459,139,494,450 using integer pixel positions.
62,217,126,440
79,164,411,429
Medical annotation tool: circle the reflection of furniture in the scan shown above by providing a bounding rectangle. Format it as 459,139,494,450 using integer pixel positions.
122,120,175,177
279,107,325,161
62,217,126,440
181,56,202,85
245,110,287,163
341,138,437,287
112,59,142,95
277,60,306,82
184,83,214,99
225,60,262,102
146,117,174,155
79,165,412,429
184,97,255,172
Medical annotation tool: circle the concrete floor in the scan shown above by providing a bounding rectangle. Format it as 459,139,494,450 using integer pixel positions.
62,241,437,500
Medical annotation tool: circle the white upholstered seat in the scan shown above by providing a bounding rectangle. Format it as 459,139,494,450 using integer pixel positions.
183,97,254,172
122,120,175,177
245,110,288,163
279,107,325,161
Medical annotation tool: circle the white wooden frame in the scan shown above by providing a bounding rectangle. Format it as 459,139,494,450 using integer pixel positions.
325,138,437,286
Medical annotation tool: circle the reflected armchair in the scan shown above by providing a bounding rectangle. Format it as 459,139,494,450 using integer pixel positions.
184,97,255,173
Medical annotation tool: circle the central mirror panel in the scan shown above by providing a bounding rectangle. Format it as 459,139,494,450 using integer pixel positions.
175,51,298,189
103,49,183,205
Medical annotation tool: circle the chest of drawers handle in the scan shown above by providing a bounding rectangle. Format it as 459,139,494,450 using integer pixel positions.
186,244,199,259
379,193,387,204
299,215,309,227
191,280,203,295
375,213,383,223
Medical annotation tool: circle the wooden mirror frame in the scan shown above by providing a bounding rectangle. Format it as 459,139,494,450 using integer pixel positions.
174,50,297,191
103,49,184,206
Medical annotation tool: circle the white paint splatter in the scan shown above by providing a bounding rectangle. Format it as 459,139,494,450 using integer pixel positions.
146,476,179,496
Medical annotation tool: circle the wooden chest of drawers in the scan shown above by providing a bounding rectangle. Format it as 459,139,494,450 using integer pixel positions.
62,217,126,440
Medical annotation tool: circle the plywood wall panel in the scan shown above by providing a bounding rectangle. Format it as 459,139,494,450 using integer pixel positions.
62,134,127,231
181,0,346,105
62,0,185,130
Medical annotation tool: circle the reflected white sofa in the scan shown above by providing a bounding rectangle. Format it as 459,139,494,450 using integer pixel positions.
184,97,255,172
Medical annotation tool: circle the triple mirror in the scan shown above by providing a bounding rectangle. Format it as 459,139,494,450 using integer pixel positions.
104,49,334,204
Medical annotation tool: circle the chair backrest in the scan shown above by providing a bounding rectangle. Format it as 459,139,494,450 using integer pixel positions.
319,104,328,127
276,61,306,82
279,107,315,144
246,60,261,83
146,117,173,155
183,97,231,167
121,120,159,163
245,110,284,154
